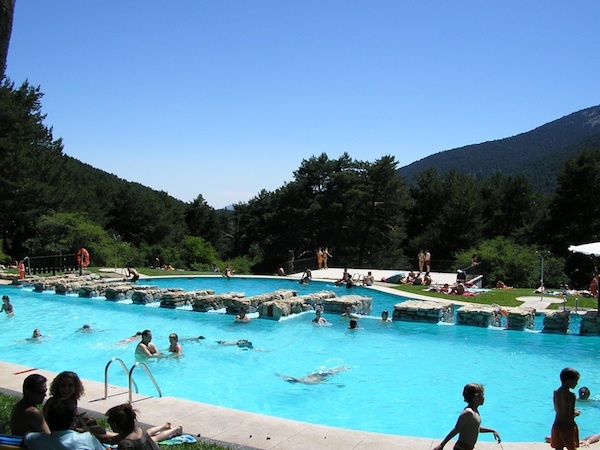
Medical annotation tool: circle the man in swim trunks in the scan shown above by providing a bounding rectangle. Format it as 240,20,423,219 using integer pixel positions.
136,330,161,357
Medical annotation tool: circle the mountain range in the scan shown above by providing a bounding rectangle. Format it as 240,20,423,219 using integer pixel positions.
397,104,600,193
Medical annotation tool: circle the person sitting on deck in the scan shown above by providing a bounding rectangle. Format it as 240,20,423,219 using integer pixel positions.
300,268,312,284
24,398,104,450
335,268,350,286
104,403,185,449
10,373,50,436
403,271,416,284
126,268,140,283
362,271,375,286
423,272,432,286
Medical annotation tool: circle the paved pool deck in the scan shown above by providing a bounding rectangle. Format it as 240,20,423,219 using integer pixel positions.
0,268,561,448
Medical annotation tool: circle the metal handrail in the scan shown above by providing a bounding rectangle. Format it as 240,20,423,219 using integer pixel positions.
104,357,139,399
128,362,162,403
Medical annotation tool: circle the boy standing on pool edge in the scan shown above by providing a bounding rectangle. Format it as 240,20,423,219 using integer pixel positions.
550,367,581,450
433,383,500,450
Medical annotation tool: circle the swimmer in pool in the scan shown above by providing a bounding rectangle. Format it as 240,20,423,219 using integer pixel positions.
380,310,392,323
235,308,251,323
341,306,359,320
579,386,591,400
348,319,360,329
115,331,142,346
216,339,253,349
168,333,182,356
32,329,42,339
179,336,206,342
311,309,329,325
1,295,14,315
276,366,350,385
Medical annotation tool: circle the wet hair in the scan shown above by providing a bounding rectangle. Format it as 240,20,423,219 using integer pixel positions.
49,371,85,400
462,383,484,403
106,403,138,434
579,386,591,400
560,367,580,383
381,310,389,318
46,398,77,431
349,319,358,329
169,333,178,341
141,329,152,339
23,373,46,392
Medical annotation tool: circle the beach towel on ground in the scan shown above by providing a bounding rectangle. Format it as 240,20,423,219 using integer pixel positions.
158,434,197,445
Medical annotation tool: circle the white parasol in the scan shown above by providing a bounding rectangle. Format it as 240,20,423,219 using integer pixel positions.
568,242,600,256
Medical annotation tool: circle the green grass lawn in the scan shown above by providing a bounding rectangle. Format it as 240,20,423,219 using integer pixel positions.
0,392,229,449
391,284,598,310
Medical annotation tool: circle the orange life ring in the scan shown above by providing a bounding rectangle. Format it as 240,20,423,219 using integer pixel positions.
77,248,90,268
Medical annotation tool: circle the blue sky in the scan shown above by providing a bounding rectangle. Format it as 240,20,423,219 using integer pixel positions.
6,1,600,209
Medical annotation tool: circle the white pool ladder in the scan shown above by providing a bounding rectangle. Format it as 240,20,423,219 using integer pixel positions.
104,358,163,403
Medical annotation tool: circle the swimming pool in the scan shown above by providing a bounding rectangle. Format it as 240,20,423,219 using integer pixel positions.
1,276,598,443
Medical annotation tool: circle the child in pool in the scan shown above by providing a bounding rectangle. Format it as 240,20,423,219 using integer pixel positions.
433,383,500,450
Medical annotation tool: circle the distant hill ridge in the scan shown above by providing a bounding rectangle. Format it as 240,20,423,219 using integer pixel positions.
397,104,600,193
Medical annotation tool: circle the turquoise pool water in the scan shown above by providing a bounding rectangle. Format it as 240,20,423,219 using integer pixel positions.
0,276,598,442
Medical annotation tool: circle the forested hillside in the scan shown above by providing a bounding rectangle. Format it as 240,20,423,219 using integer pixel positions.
2,79,600,288
397,105,600,193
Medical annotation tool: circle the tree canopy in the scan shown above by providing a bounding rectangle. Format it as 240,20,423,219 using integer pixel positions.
2,80,600,287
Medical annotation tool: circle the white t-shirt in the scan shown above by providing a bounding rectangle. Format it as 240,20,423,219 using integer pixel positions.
24,429,105,450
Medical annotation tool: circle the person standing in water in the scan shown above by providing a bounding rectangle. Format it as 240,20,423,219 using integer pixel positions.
135,330,161,358
1,295,14,315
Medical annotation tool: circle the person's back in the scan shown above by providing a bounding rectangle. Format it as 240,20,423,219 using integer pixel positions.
551,367,581,450
10,374,50,436
23,398,104,449
106,403,160,450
